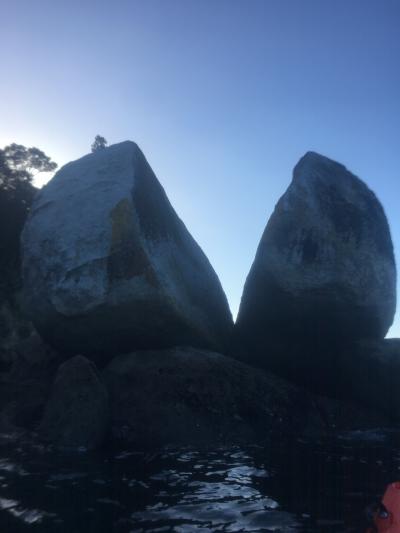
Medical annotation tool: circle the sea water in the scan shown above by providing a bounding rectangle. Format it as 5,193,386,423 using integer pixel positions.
0,429,399,532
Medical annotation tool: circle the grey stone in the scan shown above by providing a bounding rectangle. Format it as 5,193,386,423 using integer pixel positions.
103,346,385,448
234,152,396,389
0,333,61,431
337,338,400,422
39,355,109,449
21,142,232,363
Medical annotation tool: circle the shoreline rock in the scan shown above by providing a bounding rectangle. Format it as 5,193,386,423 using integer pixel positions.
39,355,109,450
336,339,400,423
0,342,392,450
102,346,387,449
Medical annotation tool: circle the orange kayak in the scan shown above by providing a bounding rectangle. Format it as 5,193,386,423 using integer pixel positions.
367,482,400,532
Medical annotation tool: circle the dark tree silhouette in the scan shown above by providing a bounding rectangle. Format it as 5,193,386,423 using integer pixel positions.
3,144,57,181
91,135,108,152
0,144,58,294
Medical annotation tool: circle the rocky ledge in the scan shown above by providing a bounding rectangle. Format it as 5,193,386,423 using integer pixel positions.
0,343,387,450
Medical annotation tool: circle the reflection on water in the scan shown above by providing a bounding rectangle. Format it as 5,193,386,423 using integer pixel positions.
0,429,399,532
130,450,298,532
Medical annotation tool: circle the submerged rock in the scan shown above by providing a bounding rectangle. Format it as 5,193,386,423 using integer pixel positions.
39,355,109,450
103,347,385,448
21,141,232,363
234,152,396,388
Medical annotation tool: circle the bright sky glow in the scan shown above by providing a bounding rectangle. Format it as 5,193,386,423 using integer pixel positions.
1,0,399,334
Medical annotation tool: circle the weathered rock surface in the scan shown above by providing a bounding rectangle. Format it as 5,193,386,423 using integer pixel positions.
39,355,109,449
0,295,34,369
234,152,396,387
103,347,386,448
336,339,400,422
0,343,388,448
21,142,232,363
0,333,61,431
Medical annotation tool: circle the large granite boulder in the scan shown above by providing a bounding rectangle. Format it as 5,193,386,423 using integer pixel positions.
21,142,232,363
103,347,385,448
234,152,396,387
39,355,109,449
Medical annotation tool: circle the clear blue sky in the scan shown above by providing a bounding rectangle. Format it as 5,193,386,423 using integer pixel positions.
1,0,399,335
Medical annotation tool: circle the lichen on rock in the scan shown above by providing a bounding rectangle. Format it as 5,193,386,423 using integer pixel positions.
21,142,233,364
234,151,396,391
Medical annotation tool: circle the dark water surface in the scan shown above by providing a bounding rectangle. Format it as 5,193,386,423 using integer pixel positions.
0,429,399,532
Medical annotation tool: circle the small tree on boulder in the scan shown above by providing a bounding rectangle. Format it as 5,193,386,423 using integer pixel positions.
91,135,107,153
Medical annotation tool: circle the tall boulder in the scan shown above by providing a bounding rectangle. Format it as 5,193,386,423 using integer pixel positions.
21,142,232,363
234,152,396,390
